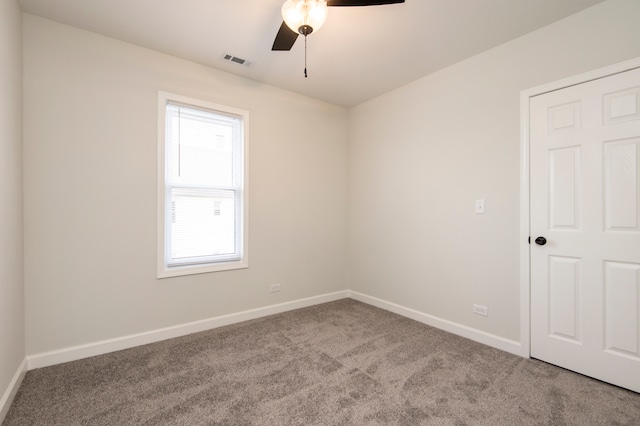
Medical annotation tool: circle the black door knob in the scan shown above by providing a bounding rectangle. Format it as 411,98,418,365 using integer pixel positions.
535,236,547,246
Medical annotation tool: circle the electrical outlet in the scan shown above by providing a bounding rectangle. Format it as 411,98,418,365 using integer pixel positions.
473,304,488,316
270,284,281,293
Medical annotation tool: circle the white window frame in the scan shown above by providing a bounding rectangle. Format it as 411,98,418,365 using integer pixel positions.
157,91,249,278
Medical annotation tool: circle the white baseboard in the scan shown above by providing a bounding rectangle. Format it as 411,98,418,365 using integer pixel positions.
348,290,524,356
27,290,350,369
0,358,27,423
26,289,524,371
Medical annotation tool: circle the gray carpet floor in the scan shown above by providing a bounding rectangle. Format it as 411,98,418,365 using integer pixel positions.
4,299,640,425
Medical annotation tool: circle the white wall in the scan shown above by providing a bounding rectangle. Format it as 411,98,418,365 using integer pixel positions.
0,0,25,418
348,0,640,343
21,0,640,362
23,15,348,355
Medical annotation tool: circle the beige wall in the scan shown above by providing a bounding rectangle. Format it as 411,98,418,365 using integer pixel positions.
19,0,640,360
348,0,640,342
0,0,25,415
23,15,349,355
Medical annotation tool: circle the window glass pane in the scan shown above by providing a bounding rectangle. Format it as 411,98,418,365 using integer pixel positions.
169,188,237,263
167,104,240,187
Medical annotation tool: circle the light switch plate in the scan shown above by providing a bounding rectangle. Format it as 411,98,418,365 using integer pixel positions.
475,199,485,214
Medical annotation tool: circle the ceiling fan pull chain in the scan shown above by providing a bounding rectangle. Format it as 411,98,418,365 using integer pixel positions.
304,35,308,78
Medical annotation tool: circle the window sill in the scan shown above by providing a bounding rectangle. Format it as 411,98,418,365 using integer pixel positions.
157,259,248,278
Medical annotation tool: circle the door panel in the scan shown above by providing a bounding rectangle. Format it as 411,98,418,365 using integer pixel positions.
549,147,580,229
604,261,639,357
604,139,639,231
548,256,581,342
530,67,640,393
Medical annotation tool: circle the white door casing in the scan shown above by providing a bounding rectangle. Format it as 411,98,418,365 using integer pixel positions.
528,66,640,392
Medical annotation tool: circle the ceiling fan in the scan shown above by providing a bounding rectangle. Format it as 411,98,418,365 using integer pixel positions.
272,0,405,76
272,0,405,51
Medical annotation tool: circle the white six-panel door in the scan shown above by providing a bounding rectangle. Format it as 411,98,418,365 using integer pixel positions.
530,67,640,392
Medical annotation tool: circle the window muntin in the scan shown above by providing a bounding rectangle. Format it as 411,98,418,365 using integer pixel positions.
158,93,248,277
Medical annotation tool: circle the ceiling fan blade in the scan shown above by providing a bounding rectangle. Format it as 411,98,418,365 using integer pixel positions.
272,21,299,51
327,0,404,6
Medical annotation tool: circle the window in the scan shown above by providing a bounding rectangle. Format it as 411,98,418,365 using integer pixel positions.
158,92,248,277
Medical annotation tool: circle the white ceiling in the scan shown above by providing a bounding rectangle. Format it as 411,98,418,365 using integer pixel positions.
19,0,605,107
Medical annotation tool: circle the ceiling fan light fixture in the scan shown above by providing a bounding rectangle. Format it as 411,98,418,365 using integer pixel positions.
282,0,328,35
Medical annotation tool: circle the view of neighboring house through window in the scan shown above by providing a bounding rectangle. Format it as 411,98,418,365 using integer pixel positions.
158,92,248,277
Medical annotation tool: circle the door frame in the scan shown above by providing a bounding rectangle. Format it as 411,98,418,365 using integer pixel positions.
519,57,640,358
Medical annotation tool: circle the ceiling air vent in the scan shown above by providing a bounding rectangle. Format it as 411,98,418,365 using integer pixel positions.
222,53,254,68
